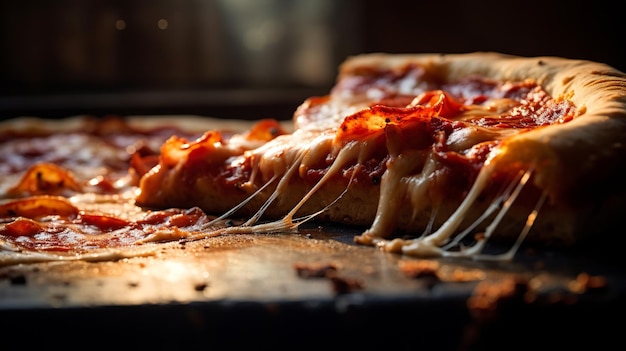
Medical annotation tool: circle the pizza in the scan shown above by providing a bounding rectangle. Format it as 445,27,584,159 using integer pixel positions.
1,52,625,265
0,116,255,265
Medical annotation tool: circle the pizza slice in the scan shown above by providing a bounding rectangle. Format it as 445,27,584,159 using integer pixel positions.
135,52,626,259
1,52,625,264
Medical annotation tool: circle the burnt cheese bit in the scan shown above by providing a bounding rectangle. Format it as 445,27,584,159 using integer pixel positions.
293,261,363,295
293,262,338,278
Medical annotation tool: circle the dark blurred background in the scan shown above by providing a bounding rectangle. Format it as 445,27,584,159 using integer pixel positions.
0,0,623,120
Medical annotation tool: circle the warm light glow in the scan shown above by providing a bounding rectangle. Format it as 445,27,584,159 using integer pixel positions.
157,18,168,30
115,19,126,30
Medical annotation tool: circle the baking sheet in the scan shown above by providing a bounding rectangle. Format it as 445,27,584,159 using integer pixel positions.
0,222,624,349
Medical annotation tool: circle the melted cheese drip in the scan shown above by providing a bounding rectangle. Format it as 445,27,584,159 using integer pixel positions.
176,91,546,261
203,93,547,260
180,113,530,262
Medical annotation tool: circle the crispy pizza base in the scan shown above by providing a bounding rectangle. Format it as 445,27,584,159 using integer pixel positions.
136,52,626,252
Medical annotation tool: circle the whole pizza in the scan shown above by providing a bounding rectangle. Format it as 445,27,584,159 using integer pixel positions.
1,52,625,265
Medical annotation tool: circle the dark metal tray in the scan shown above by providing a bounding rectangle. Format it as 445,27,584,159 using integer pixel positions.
0,223,624,349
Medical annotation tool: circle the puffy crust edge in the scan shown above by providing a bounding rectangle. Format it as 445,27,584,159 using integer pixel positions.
339,52,626,206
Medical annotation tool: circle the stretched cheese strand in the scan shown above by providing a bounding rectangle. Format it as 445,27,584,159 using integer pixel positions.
362,150,435,240
377,158,495,257
0,244,157,266
283,139,359,221
440,170,527,250
206,174,279,225
213,135,362,235
381,158,541,260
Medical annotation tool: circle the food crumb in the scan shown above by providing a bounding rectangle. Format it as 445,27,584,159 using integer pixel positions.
398,259,440,280
293,261,363,294
293,262,338,278
194,282,209,292
466,276,530,322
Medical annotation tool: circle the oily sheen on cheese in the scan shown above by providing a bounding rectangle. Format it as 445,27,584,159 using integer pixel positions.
133,51,626,259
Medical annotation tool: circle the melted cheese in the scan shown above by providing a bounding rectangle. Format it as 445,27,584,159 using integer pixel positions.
170,103,522,260
0,72,576,265
203,80,568,260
